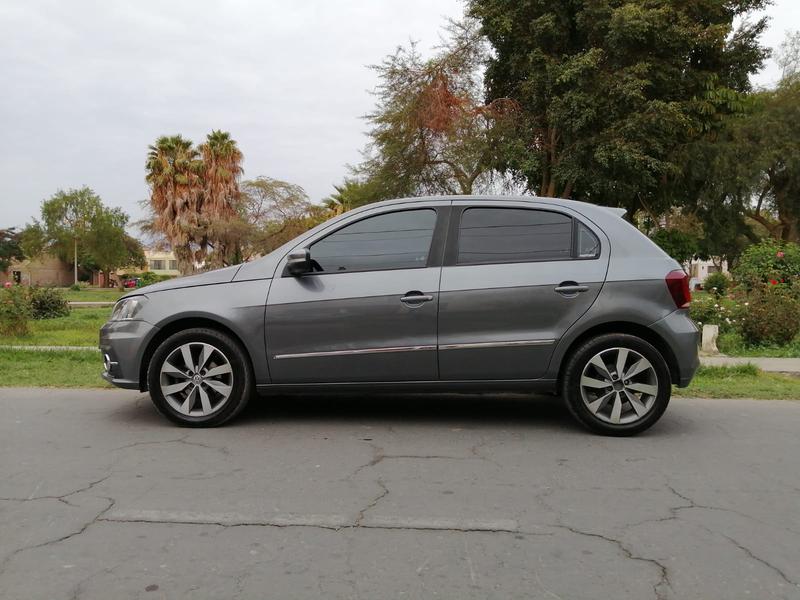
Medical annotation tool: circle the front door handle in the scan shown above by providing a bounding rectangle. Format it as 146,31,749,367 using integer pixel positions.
554,282,589,295
400,291,434,305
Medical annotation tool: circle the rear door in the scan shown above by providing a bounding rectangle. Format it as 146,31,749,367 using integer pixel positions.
438,200,609,380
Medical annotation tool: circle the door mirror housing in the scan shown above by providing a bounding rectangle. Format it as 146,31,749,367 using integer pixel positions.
286,248,312,276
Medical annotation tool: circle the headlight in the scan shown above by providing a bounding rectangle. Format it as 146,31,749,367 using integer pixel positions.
110,296,146,321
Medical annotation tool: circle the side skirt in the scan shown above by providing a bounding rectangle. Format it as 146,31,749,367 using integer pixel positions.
255,379,558,396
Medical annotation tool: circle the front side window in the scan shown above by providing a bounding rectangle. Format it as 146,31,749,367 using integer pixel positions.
457,208,573,264
311,209,437,273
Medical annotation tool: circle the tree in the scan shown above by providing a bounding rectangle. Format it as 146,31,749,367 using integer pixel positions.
0,228,23,272
144,134,202,273
468,0,770,217
737,77,800,242
777,30,800,80
650,229,698,266
85,207,146,287
38,187,103,285
21,189,143,284
18,223,47,262
143,131,245,272
689,31,800,245
359,19,517,198
323,178,386,215
239,177,325,256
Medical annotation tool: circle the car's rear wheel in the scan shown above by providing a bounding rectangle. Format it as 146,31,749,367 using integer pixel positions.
561,333,671,436
147,328,252,427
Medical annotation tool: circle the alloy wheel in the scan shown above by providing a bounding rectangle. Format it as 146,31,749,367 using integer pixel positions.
159,342,234,417
579,347,659,425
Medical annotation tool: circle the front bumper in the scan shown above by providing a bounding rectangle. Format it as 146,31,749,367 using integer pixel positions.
99,319,158,390
650,309,700,387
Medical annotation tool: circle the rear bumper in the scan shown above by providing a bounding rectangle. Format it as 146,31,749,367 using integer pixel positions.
99,319,158,390
650,309,700,387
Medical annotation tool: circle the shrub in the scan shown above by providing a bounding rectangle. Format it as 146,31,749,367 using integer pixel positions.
732,239,800,288
0,285,32,336
138,272,175,287
689,294,742,333
704,271,729,297
28,286,70,319
740,286,800,346
69,283,81,291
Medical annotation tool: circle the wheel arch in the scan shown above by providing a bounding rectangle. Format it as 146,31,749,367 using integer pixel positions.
138,317,254,392
555,321,680,387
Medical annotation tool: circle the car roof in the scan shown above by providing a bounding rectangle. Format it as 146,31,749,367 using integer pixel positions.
358,194,627,219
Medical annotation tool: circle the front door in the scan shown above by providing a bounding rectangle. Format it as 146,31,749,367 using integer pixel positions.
438,202,609,380
265,207,445,383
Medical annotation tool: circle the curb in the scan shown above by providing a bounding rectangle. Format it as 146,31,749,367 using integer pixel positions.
69,301,115,307
0,345,99,352
700,356,800,375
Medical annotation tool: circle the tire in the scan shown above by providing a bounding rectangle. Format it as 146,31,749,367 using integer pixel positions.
147,327,253,427
561,333,671,436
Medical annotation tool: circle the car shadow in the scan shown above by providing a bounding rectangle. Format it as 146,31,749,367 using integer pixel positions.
243,392,575,429
112,391,690,437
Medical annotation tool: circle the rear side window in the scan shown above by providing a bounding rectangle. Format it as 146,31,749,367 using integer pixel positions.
311,209,437,273
577,222,600,258
457,208,573,264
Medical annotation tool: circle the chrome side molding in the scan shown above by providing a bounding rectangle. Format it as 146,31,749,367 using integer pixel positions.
439,339,555,350
274,345,437,360
274,339,555,360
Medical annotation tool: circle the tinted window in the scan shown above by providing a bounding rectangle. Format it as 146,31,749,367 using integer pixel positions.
457,208,573,264
311,209,437,273
577,222,600,258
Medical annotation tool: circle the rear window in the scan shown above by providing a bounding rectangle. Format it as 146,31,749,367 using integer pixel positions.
457,208,574,264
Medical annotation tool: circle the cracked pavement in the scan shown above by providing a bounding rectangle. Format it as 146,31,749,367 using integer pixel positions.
1,388,799,599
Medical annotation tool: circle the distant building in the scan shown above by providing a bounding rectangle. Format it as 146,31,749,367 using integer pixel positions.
1,255,72,286
1,246,182,288
143,249,181,277
688,258,728,289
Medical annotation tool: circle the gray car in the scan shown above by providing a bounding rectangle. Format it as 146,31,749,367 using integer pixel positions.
100,196,698,435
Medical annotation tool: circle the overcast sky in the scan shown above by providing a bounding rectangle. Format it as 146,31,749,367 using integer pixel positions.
1,0,797,230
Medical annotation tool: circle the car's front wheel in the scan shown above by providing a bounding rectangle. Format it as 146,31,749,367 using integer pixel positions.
147,327,252,427
561,333,671,436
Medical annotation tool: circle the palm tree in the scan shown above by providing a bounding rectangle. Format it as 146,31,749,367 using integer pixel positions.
197,131,244,266
199,130,243,217
145,135,202,272
145,131,246,272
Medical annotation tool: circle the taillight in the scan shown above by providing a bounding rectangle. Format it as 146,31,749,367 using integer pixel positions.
665,269,691,309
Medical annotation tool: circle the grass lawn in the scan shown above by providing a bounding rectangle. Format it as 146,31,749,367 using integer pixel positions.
61,287,125,302
674,365,800,400
0,350,798,399
0,307,109,347
717,331,800,358
0,349,109,388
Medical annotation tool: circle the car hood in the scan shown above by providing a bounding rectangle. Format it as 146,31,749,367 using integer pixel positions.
125,264,243,297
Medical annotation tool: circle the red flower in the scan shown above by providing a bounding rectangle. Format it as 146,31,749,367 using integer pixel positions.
777,251,785,259
770,279,778,285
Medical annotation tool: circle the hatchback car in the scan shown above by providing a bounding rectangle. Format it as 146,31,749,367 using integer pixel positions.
100,196,698,435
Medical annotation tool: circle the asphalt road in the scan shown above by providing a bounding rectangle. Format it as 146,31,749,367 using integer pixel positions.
1,389,799,600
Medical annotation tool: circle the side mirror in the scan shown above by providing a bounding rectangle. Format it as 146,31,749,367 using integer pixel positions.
286,248,312,276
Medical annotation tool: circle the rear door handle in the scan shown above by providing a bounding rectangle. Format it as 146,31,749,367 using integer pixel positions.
554,283,589,295
400,291,434,305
